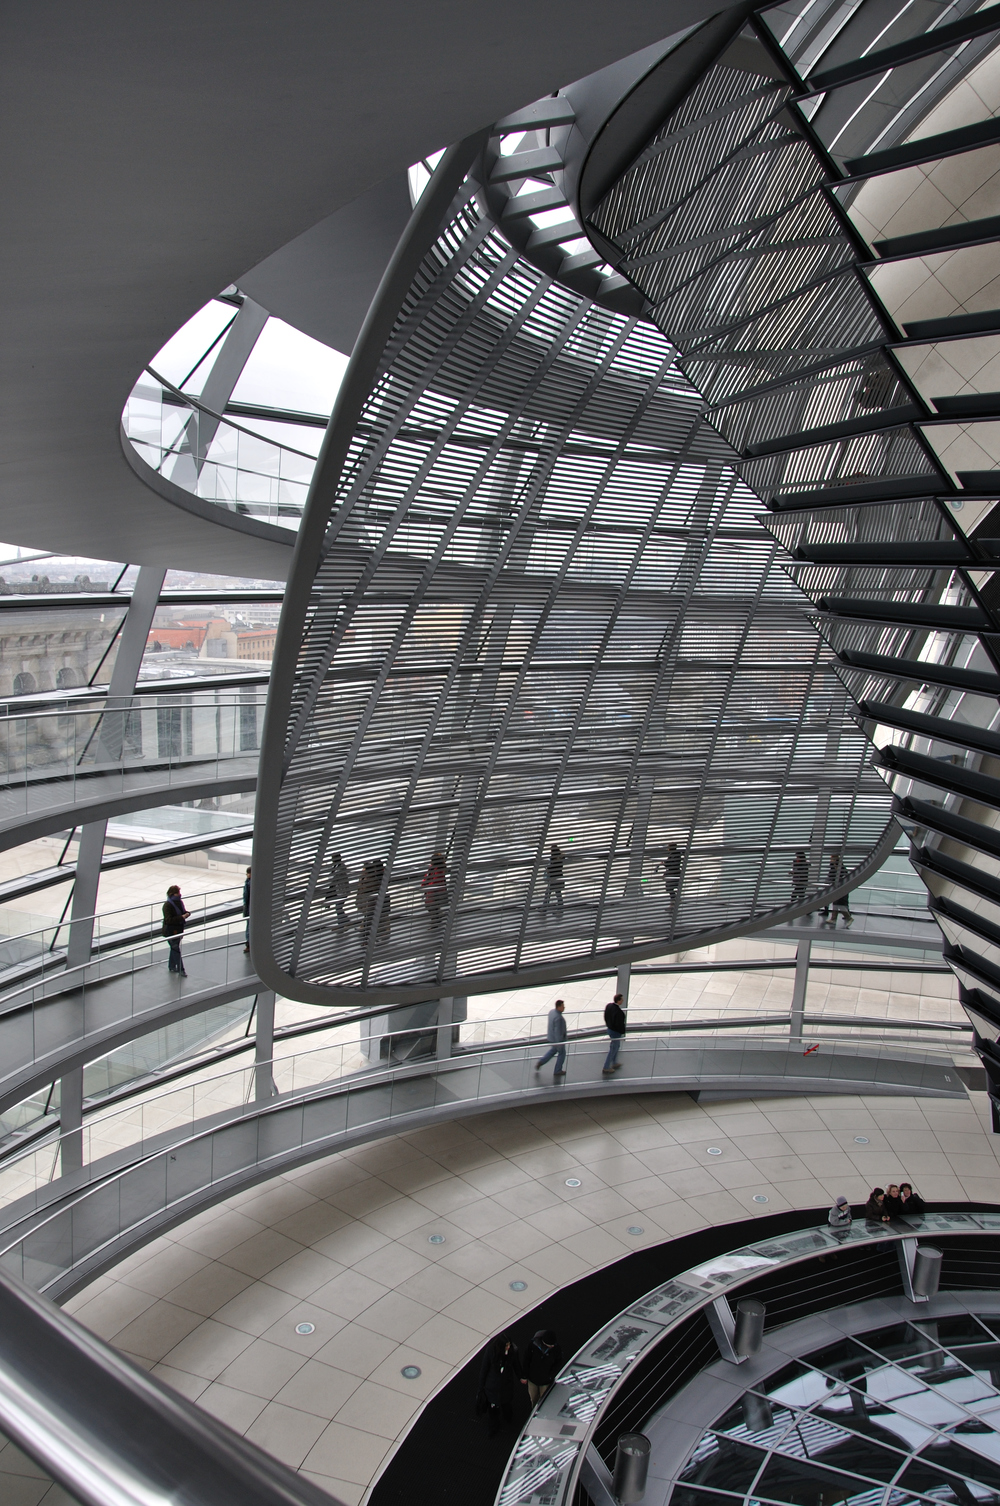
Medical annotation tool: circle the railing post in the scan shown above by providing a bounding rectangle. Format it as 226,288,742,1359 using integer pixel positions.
790,939,810,1043
59,1067,84,1176
65,565,165,969
254,990,277,1101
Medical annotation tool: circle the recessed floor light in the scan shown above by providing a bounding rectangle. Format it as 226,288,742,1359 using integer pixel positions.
295,1322,316,1335
753,1195,769,1204
627,1226,644,1235
401,1365,422,1379
510,1280,528,1291
428,1234,445,1244
565,1177,582,1187
707,1147,722,1156
854,1136,870,1144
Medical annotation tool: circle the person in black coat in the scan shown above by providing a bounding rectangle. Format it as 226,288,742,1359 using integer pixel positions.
602,994,627,1075
521,1329,562,1406
477,1332,521,1436
162,885,190,976
865,1187,889,1222
899,1182,925,1217
243,866,251,953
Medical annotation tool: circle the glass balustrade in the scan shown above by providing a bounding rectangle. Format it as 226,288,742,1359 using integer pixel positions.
122,371,318,529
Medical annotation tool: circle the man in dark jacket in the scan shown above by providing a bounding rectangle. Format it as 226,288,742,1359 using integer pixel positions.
602,993,627,1075
477,1333,521,1436
521,1329,561,1406
243,867,251,952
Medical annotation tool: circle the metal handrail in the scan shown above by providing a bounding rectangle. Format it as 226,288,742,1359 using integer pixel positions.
0,1260,341,1506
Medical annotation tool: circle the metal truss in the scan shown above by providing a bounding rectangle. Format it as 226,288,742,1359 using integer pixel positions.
583,1,1000,1114
253,138,888,1008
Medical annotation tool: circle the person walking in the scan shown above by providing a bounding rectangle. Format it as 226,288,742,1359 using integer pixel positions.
659,844,684,910
536,999,567,1077
821,851,853,927
242,866,252,952
162,885,190,975
356,862,378,942
542,845,565,917
477,1333,521,1437
327,853,350,926
521,1330,562,1407
422,850,448,929
602,992,627,1076
790,851,809,906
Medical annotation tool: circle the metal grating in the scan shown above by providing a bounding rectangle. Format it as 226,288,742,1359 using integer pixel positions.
255,165,887,1005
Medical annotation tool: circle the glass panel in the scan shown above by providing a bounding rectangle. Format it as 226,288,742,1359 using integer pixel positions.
677,1436,767,1493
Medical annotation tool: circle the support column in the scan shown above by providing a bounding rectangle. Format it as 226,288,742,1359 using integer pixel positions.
616,962,632,1006
254,990,276,1102
790,939,811,1043
59,1067,84,1176
436,995,467,1058
65,565,166,969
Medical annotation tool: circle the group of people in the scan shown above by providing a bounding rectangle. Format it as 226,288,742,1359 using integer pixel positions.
827,1182,926,1226
477,1329,562,1437
535,993,627,1079
790,849,854,927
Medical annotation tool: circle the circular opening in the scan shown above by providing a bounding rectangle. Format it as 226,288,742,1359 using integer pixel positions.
565,1177,582,1187
401,1365,422,1379
752,1195,769,1204
509,1280,528,1292
707,1147,722,1156
428,1234,445,1244
295,1322,316,1335
854,1136,870,1144
627,1225,645,1235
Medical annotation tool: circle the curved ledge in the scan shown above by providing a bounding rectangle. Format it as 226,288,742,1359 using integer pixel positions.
0,765,257,853
0,1024,962,1300
119,421,297,553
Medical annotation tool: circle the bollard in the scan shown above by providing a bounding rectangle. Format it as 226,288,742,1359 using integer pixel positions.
734,1299,765,1358
613,1433,650,1504
912,1246,942,1299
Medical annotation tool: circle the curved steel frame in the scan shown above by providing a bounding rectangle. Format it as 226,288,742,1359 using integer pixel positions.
571,4,1000,1117
252,137,890,1009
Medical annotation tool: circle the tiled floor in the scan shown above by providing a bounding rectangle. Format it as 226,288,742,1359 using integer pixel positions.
63,1085,1000,1505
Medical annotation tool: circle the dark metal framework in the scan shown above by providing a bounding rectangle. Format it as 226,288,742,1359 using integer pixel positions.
253,139,888,1009
582,1,1000,1115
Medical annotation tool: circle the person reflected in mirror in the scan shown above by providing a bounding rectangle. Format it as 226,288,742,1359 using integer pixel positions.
542,844,564,918
602,992,627,1076
476,1332,521,1437
865,1186,890,1222
422,850,448,929
790,850,809,906
356,861,378,942
535,998,567,1077
883,1183,903,1217
521,1329,562,1407
327,853,350,926
657,844,684,911
898,1182,925,1217
243,866,252,953
162,885,190,975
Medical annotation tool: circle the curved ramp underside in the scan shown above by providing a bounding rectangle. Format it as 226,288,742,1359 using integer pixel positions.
254,146,889,1007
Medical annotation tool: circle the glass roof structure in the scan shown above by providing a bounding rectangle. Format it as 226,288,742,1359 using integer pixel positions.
674,1315,1000,1506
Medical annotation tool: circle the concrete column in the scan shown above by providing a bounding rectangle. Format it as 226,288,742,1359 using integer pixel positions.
254,990,276,1102
66,565,166,969
59,1067,84,1176
790,940,811,1043
616,962,632,1007
436,995,467,1058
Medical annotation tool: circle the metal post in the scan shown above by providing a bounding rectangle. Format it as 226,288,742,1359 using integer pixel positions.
65,565,166,969
790,939,810,1043
613,1434,650,1504
254,990,276,1102
59,1067,84,1176
616,962,632,1006
436,996,454,1059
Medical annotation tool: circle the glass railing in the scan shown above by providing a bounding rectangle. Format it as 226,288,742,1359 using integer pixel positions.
0,689,265,825
0,1022,967,1296
122,370,317,530
0,1001,966,1217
